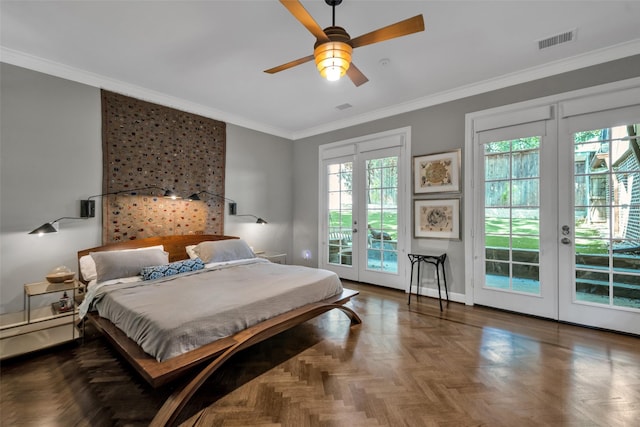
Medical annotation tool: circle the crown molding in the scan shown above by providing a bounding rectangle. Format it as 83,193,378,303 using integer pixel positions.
3,38,640,141
0,47,291,139
291,38,640,140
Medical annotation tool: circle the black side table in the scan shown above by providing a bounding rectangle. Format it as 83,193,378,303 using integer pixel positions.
408,253,449,310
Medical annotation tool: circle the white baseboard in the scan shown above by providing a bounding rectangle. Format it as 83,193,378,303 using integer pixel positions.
407,283,465,304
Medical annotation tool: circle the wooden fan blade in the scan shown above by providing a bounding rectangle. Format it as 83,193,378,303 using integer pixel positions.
346,63,369,87
264,54,315,74
350,15,424,49
280,0,330,43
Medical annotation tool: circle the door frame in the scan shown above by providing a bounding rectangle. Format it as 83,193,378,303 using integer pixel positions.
469,110,559,319
464,77,640,328
556,95,640,335
320,153,359,281
318,127,412,290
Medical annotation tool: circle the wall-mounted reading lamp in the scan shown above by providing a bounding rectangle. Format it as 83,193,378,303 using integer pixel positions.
187,191,237,215
188,191,267,223
29,186,180,234
236,214,268,224
80,186,180,218
28,217,87,235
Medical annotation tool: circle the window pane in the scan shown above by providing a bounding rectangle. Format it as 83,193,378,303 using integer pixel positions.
576,270,610,304
512,151,539,178
485,181,510,207
512,263,539,294
512,179,539,206
486,247,509,261
512,209,539,235
485,153,510,180
486,234,509,249
613,241,640,271
575,207,610,240
512,236,539,251
513,247,539,263
512,138,540,151
485,208,510,233
613,274,640,308
485,141,511,154
485,261,509,289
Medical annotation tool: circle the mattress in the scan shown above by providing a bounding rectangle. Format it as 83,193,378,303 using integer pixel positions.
79,258,343,361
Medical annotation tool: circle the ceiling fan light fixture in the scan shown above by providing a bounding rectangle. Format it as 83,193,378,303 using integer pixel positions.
314,41,352,82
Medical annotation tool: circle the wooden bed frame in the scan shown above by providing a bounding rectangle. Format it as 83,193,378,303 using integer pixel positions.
77,234,361,426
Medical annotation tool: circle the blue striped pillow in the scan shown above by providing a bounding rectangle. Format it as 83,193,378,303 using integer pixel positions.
141,258,205,281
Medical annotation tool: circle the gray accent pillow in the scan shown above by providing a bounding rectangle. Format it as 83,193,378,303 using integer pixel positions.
91,249,169,283
194,239,256,263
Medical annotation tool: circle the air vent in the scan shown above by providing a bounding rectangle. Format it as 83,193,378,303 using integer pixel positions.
538,29,576,50
336,103,352,111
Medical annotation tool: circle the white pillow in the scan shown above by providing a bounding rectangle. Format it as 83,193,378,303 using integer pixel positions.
194,239,255,263
91,249,169,283
80,245,164,281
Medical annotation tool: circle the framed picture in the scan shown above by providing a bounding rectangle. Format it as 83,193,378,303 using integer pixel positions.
413,149,461,194
414,199,460,239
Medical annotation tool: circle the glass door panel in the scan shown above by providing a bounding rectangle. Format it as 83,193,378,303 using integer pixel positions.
483,138,541,295
571,125,640,310
365,156,398,274
327,161,354,267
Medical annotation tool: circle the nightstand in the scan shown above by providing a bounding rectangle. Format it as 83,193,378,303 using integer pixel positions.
24,279,83,324
0,279,83,360
255,251,287,264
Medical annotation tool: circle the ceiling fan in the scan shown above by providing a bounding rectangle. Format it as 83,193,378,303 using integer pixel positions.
264,0,425,86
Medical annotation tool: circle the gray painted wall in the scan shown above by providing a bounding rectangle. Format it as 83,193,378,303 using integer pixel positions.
291,55,640,297
3,54,640,314
0,64,292,314
1,63,102,314
225,124,293,258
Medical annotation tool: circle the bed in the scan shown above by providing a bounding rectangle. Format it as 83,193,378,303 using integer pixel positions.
77,234,360,426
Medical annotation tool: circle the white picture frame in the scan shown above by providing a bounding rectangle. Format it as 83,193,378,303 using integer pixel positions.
414,198,460,240
413,149,461,194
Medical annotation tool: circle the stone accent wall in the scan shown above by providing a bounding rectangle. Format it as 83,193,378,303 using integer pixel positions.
101,90,226,243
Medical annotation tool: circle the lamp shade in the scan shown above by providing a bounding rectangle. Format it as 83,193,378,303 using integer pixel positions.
314,41,352,82
237,214,268,224
29,222,58,235
28,216,87,235
163,189,180,200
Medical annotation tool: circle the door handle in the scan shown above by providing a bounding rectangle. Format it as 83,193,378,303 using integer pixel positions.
353,228,358,233
561,237,571,245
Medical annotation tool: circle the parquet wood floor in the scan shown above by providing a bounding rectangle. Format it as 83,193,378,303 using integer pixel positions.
1,281,638,426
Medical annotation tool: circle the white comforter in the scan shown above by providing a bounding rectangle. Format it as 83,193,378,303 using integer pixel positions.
79,258,343,361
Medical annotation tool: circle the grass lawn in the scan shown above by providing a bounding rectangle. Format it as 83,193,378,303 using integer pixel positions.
485,217,608,252
329,211,397,239
329,213,608,253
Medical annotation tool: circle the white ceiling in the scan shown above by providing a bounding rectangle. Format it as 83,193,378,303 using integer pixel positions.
2,1,640,139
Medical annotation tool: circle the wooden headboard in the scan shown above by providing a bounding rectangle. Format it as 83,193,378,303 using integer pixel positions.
77,234,238,283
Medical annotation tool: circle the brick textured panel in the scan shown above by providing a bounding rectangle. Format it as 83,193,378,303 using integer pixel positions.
101,90,225,243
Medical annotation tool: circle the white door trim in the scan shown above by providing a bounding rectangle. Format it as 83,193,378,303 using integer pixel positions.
465,76,640,306
318,127,412,290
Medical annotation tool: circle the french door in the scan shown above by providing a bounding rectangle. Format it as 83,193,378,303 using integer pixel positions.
557,99,640,334
471,108,559,319
319,128,409,290
468,83,640,335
